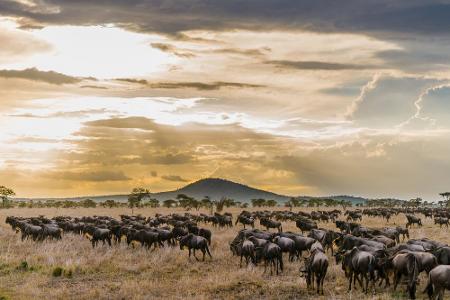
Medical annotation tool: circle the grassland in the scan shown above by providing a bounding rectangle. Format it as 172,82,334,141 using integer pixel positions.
0,207,445,299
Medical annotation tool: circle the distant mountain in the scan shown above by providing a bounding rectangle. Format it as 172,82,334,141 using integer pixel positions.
16,178,290,203
16,178,377,205
152,178,290,203
296,195,369,205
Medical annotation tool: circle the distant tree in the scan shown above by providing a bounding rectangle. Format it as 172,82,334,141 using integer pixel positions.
81,199,97,208
338,200,352,210
408,197,422,207
440,192,450,201
266,199,277,207
241,203,249,208
162,199,178,208
128,187,151,214
176,194,199,210
145,198,159,208
102,199,119,208
251,198,266,207
0,186,15,208
440,192,450,207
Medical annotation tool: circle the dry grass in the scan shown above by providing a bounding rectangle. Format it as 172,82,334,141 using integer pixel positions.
0,207,446,299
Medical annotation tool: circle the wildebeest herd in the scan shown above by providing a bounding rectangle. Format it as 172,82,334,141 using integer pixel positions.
5,207,450,299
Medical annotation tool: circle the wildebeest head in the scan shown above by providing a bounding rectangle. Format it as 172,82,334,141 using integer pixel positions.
179,233,194,250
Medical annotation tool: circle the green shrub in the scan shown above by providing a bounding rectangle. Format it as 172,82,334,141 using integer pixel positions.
17,261,28,271
52,267,63,277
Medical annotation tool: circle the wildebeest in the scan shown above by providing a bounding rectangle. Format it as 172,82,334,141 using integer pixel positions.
259,242,283,275
406,214,422,228
126,229,160,249
273,236,296,261
301,248,328,295
260,217,283,232
296,218,318,234
179,233,212,261
396,226,410,241
434,217,449,228
237,239,256,267
392,252,419,299
425,265,450,300
433,247,450,265
235,215,255,229
341,247,376,293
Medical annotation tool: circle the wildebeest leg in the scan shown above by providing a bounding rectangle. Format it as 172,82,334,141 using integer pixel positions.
193,249,199,261
348,271,353,291
321,272,326,295
240,254,243,267
316,273,321,294
201,248,206,261
92,239,96,248
107,238,111,247
188,248,191,259
393,271,401,291
363,273,369,293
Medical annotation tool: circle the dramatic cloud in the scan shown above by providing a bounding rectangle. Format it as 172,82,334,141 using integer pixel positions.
161,175,189,182
266,60,374,71
1,2,450,200
114,79,265,90
0,68,81,84
2,1,450,38
45,170,131,182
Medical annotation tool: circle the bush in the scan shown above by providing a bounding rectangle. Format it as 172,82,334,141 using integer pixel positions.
52,267,63,277
63,269,73,278
17,261,28,271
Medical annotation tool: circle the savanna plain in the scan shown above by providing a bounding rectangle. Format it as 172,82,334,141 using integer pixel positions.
0,207,444,300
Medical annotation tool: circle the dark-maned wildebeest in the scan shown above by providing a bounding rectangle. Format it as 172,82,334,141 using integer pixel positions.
425,265,450,300
91,228,112,248
127,229,160,249
179,233,212,261
296,218,318,234
260,217,283,232
237,239,256,267
235,215,255,229
260,242,283,275
406,214,422,228
341,247,376,293
273,236,296,261
433,247,450,265
301,248,328,295
434,217,449,228
396,226,410,241
392,252,419,299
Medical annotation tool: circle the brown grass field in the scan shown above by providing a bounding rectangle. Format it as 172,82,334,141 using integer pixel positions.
0,207,446,300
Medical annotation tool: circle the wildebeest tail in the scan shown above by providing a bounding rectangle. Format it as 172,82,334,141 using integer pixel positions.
406,253,418,299
368,257,376,281
205,243,212,258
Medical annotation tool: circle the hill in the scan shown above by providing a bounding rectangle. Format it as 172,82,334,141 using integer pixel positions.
296,195,369,205
152,178,290,202
15,178,291,203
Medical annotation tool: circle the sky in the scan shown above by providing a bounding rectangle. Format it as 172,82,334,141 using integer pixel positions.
1,1,450,200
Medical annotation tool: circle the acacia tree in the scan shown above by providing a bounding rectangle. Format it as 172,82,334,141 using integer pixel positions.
440,192,450,206
162,199,177,208
266,199,278,207
251,198,266,207
128,187,151,214
0,186,15,208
